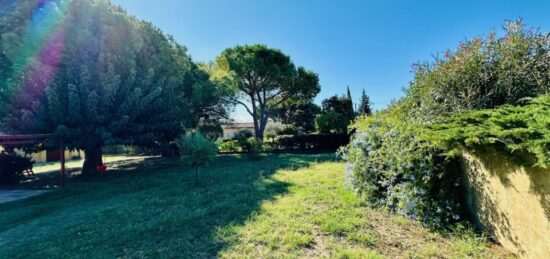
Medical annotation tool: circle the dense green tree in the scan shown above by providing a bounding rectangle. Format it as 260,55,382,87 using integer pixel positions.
272,101,321,133
357,89,372,116
213,44,320,138
315,112,348,134
321,94,355,122
1,0,224,176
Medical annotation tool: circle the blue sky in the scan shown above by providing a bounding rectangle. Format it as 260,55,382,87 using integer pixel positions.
111,0,550,121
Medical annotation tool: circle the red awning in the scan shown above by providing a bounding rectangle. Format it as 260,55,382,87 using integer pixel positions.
0,134,53,146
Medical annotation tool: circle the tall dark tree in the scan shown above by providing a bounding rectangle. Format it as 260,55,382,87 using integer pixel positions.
214,44,321,138
346,86,353,109
1,0,222,176
321,95,355,123
317,93,356,134
357,89,372,116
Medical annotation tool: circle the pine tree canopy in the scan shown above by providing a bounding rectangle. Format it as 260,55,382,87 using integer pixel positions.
0,0,225,175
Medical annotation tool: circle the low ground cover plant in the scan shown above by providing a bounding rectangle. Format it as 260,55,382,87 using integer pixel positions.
425,95,550,168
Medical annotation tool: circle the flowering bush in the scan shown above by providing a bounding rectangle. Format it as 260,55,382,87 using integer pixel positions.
343,20,550,229
342,116,466,228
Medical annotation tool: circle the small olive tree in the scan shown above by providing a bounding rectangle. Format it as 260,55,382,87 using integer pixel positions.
175,132,218,186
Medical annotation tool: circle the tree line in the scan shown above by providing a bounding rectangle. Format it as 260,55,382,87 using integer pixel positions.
0,0,373,176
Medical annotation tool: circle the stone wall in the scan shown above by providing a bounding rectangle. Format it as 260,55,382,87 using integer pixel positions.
461,150,550,258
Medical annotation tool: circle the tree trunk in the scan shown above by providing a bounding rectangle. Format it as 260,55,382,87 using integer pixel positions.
250,94,261,138
82,146,103,177
257,112,268,139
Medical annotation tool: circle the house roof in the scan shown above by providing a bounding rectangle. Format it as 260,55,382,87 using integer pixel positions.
0,134,53,146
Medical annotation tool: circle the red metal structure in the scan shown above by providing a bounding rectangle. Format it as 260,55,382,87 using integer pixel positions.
0,134,66,186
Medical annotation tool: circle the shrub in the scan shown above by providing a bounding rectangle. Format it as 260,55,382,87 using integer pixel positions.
175,132,218,186
218,140,240,153
403,20,550,122
342,116,466,228
278,124,299,135
0,153,32,185
265,123,299,140
246,137,264,160
275,134,349,151
232,129,254,141
343,20,550,229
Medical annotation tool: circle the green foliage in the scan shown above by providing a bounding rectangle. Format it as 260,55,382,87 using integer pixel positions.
343,20,550,229
274,134,349,151
0,0,227,175
245,137,264,160
321,94,355,123
219,130,263,155
316,112,349,134
316,93,355,134
214,44,321,138
197,122,224,141
343,115,466,228
0,155,501,258
175,131,217,168
264,123,298,139
425,95,550,168
232,129,254,141
403,19,550,122
271,101,321,133
358,89,373,116
218,139,239,153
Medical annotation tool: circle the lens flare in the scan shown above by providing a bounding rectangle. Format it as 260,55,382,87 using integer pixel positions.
4,0,71,132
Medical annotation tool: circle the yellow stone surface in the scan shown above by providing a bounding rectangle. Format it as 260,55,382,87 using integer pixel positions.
462,150,550,258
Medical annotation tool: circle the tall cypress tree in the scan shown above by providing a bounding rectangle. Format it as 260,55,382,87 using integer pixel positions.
346,85,353,112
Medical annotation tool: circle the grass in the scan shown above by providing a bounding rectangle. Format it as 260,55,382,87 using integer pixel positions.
32,155,150,174
0,154,511,258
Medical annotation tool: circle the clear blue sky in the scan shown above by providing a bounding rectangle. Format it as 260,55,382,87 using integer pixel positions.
111,0,550,120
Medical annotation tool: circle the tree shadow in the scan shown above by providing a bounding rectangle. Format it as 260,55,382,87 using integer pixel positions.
0,153,336,258
469,146,549,222
461,146,550,257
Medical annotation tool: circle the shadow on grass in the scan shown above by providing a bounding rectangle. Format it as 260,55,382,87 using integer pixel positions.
0,153,336,258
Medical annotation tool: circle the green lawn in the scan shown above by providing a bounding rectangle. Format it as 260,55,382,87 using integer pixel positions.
32,155,151,174
0,154,510,258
